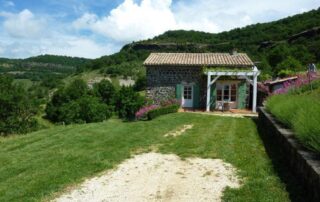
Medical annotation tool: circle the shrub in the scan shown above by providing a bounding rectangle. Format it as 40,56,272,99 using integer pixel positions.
93,79,116,105
116,86,144,120
293,104,320,153
77,97,113,123
276,56,302,74
0,75,39,135
266,89,320,153
147,104,180,120
65,79,89,100
133,75,146,91
160,98,180,107
277,69,294,78
273,73,318,95
46,79,114,124
135,105,159,120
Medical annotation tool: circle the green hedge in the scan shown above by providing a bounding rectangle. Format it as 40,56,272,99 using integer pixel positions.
147,104,179,120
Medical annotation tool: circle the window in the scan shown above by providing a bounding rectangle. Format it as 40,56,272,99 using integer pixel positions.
223,85,230,101
183,86,192,99
216,83,237,102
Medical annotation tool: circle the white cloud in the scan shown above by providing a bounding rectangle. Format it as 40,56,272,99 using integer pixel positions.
44,36,117,58
74,0,177,42
0,9,45,38
0,34,118,59
73,0,320,43
72,0,257,42
0,9,118,58
73,13,98,30
0,0,319,59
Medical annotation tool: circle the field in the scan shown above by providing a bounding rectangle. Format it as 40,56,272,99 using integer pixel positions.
0,113,289,201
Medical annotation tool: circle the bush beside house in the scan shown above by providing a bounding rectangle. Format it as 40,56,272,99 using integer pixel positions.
135,99,180,120
116,86,145,120
147,104,180,120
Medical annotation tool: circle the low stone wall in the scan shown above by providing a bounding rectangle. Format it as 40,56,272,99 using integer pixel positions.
258,107,320,202
146,86,175,103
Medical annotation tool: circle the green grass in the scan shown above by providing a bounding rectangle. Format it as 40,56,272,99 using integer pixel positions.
0,113,289,201
266,87,320,153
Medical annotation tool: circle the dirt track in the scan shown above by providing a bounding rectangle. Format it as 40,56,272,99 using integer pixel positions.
54,153,240,202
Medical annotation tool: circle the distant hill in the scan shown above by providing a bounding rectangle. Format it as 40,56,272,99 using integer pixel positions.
25,55,90,67
85,7,320,79
0,55,90,81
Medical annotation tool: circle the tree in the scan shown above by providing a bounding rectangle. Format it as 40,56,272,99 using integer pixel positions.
41,76,62,89
93,79,116,105
0,75,38,135
116,86,144,120
133,75,146,91
65,79,89,100
77,96,113,123
267,45,291,68
276,56,302,74
45,79,114,124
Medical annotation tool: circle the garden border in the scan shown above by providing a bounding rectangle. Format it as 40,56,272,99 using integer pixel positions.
258,107,320,202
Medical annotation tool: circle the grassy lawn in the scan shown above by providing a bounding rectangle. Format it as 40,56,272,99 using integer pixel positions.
0,113,289,201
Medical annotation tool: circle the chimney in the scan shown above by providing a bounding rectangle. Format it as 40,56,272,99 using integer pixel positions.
231,48,238,55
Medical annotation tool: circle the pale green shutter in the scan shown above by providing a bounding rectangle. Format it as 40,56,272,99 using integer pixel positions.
193,84,200,108
238,81,247,109
176,84,182,100
210,84,216,109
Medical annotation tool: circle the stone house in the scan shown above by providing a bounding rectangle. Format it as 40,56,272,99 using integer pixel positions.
144,52,260,112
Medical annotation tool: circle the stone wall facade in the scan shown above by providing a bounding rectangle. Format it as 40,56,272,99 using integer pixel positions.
146,65,206,105
146,65,250,109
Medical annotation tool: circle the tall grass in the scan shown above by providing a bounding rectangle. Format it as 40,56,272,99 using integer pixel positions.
266,88,320,153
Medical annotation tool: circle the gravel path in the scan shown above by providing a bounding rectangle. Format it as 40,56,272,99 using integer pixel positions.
54,153,240,202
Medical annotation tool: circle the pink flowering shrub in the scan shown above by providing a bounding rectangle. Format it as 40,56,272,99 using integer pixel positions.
160,98,181,107
135,99,181,120
135,104,159,120
273,72,319,95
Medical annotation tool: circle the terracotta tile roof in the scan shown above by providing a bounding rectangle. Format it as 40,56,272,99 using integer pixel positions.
144,53,254,67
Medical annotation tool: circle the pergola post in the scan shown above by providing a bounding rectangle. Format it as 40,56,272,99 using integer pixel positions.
205,68,259,113
252,66,258,113
206,73,211,112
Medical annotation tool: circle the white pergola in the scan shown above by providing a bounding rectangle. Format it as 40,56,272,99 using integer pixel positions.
205,66,260,113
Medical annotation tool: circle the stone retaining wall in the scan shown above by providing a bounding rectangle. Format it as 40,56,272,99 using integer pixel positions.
258,107,320,202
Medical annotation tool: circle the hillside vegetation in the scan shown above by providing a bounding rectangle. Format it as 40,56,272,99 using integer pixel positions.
0,55,90,81
85,8,320,79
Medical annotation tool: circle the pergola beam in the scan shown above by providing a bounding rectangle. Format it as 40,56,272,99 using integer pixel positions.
205,66,260,113
244,75,253,85
205,71,257,76
210,75,221,85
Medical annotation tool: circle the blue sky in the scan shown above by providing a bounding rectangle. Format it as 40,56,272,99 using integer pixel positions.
0,0,319,59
